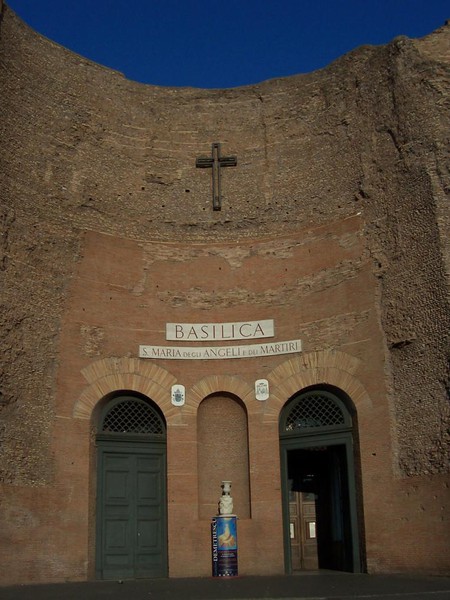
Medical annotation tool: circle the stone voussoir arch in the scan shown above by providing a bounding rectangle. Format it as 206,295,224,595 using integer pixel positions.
263,349,373,424
188,374,255,416
72,357,179,423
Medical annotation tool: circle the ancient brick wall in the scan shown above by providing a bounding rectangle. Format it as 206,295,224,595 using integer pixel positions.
0,2,449,583
349,33,450,475
1,4,448,483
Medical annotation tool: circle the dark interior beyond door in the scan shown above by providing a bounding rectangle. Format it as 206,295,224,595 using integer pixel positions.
288,445,353,572
280,388,362,573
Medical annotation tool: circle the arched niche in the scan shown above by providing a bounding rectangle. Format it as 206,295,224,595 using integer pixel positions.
197,392,251,520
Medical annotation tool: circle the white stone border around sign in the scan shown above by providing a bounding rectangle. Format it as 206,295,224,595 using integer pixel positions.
139,339,302,360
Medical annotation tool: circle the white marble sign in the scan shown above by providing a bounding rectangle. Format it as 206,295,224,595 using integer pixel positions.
139,339,301,360
166,319,274,341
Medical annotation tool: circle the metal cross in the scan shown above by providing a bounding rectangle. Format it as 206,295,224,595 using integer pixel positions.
196,142,237,211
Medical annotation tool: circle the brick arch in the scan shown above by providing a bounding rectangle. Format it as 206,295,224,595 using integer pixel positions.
263,349,373,424
187,374,255,416
72,357,179,423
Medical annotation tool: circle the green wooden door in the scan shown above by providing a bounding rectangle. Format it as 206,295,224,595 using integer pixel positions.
96,443,167,579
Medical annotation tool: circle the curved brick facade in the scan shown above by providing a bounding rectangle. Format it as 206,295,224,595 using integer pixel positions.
0,2,449,584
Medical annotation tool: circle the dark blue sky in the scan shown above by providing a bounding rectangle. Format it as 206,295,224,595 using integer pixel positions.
6,0,449,89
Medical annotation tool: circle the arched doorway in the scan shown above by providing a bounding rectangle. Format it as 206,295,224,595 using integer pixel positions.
280,388,362,573
95,394,167,579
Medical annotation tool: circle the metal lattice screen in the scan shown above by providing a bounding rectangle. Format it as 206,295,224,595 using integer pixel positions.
284,392,346,431
102,399,165,435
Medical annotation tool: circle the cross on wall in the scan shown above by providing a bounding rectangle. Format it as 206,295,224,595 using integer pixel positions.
195,143,237,211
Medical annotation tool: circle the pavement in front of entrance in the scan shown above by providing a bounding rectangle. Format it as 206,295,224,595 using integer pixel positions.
1,573,450,600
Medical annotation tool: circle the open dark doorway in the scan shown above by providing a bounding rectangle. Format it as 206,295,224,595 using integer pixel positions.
280,388,363,573
287,445,353,571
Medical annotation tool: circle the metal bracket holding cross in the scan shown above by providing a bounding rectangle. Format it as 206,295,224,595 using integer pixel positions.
196,142,237,211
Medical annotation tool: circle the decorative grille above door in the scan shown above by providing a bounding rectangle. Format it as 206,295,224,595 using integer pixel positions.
100,397,165,436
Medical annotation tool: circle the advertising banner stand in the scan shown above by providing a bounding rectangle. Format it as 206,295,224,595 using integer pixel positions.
211,515,238,577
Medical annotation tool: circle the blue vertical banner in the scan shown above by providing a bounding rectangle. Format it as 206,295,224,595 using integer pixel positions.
211,515,238,577
211,518,219,576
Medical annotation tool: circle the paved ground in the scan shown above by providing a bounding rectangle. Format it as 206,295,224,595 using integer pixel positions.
1,573,450,600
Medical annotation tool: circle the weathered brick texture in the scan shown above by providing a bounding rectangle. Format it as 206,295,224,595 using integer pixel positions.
0,3,448,584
